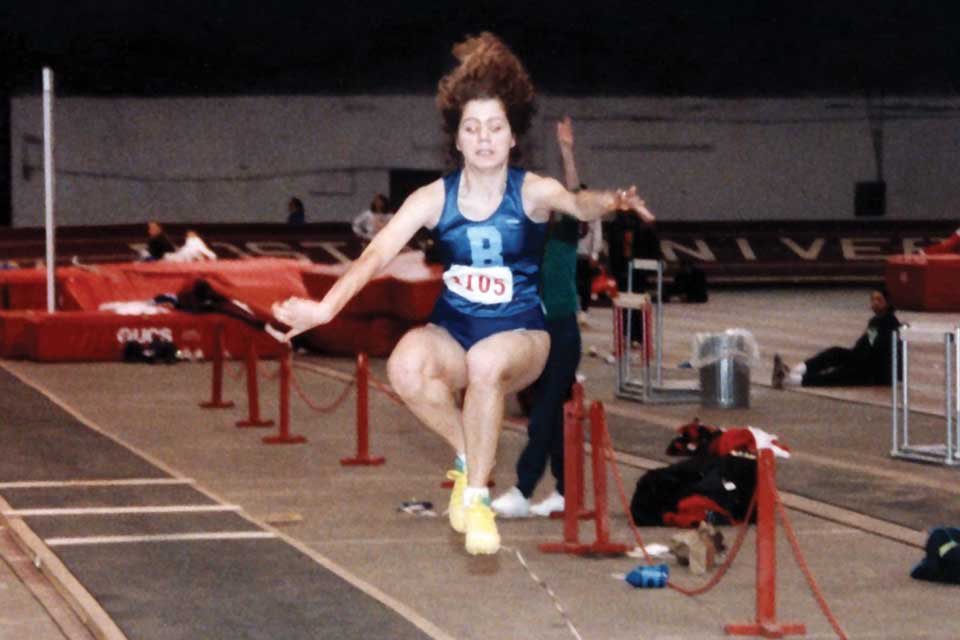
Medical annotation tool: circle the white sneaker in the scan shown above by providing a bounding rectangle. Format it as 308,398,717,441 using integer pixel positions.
491,487,530,518
529,490,565,517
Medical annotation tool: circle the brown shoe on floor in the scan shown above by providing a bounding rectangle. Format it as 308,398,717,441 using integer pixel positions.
772,354,785,390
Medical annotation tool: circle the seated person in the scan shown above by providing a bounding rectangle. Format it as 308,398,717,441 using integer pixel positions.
146,221,176,260
920,227,960,255
773,288,900,388
163,230,217,263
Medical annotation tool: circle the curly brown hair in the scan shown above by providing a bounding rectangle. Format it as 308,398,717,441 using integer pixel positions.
436,32,536,164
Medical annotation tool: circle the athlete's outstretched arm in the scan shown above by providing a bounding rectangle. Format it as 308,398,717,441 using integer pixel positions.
272,181,444,339
556,116,581,191
522,172,655,224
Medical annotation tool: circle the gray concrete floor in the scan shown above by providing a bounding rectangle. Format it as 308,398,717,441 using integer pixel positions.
3,288,960,639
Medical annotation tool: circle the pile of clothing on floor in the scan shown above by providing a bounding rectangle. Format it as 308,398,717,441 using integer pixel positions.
912,527,960,584
630,418,789,528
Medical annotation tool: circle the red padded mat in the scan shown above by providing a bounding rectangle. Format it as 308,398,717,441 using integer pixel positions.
886,254,960,311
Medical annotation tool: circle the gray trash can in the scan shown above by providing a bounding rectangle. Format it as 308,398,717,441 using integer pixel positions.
692,330,759,409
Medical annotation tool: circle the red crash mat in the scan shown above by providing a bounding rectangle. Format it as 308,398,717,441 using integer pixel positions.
0,310,283,362
886,254,960,311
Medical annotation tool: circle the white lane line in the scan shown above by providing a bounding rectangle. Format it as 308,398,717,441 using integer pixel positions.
5,505,240,517
45,531,277,547
0,478,192,489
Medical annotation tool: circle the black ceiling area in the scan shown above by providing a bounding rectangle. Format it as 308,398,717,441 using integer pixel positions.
2,0,960,97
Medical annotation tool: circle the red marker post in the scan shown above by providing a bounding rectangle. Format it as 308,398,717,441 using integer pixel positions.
341,352,385,465
236,341,273,428
199,324,234,409
263,347,306,445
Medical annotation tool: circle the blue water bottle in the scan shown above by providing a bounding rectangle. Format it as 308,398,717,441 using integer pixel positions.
625,563,669,588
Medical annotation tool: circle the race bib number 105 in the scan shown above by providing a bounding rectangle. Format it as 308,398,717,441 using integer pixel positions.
443,265,513,304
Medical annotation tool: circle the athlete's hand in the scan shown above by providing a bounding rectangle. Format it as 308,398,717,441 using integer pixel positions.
614,186,655,224
271,297,334,341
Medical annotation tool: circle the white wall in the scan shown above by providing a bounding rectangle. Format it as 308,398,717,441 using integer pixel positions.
11,94,960,227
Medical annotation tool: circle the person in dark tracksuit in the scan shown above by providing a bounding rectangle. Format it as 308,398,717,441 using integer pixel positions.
492,116,582,518
773,288,901,388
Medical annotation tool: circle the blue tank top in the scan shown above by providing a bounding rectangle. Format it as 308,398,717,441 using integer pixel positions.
431,167,546,318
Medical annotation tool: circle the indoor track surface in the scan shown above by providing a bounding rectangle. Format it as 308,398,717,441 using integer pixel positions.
2,287,959,640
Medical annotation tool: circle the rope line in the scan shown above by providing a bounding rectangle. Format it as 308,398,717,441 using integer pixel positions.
226,360,246,381
213,347,848,637
769,465,849,639
602,419,846,637
285,357,403,412
290,360,353,381
211,349,846,635
253,359,281,380
600,425,755,596
288,369,355,414
668,493,755,597
366,371,405,406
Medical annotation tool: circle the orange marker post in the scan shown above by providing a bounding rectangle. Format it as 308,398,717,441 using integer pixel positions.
725,449,806,638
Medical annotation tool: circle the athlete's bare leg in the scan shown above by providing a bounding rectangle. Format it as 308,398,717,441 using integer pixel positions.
387,324,468,453
462,329,550,488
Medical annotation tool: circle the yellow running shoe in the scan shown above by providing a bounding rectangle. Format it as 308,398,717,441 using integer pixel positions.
446,469,466,533
464,496,500,555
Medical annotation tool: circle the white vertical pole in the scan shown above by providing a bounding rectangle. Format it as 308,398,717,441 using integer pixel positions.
954,328,960,464
655,260,664,386
42,67,56,312
890,331,899,455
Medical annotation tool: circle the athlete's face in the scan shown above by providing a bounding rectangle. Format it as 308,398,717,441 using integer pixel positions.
456,98,516,169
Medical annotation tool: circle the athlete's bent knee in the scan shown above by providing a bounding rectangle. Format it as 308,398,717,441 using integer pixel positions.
465,352,508,390
386,351,426,399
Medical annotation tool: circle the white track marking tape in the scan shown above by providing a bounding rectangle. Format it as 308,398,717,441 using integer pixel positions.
0,478,193,489
5,505,240,517
503,546,586,640
45,531,277,547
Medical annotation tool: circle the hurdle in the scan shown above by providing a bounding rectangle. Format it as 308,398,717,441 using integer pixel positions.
891,323,960,466
614,259,699,404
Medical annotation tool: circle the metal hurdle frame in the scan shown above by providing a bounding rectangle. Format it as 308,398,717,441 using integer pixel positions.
891,324,960,466
614,259,699,404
